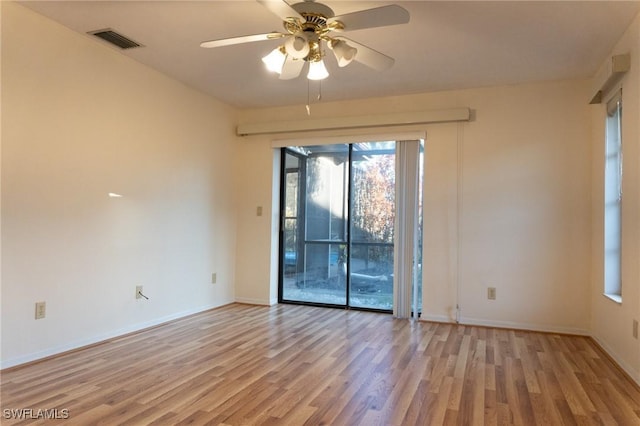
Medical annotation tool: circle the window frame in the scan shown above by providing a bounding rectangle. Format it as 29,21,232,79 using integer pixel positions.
603,89,623,303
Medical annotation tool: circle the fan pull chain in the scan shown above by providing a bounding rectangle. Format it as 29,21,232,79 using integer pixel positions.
305,80,324,116
306,79,311,115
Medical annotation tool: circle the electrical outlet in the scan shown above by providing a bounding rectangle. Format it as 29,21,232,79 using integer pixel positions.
211,273,217,284
487,287,496,300
256,206,263,217
35,301,46,320
136,285,143,300
633,319,638,339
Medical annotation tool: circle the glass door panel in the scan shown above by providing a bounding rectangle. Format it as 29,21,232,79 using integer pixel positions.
349,142,395,310
280,145,349,306
349,243,393,309
282,153,304,283
282,242,347,305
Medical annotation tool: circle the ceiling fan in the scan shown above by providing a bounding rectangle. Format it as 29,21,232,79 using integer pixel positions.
200,0,410,81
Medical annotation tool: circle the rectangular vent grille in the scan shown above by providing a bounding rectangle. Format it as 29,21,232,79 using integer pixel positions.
88,29,142,49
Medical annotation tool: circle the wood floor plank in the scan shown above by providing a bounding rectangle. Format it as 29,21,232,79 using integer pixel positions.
2,303,639,425
484,389,498,426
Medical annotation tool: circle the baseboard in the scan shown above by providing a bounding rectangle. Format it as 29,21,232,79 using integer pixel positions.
420,314,590,336
234,297,275,306
591,335,640,387
421,313,456,323
0,303,223,370
459,316,591,336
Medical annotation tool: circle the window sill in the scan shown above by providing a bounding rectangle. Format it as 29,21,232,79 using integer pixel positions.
603,293,622,304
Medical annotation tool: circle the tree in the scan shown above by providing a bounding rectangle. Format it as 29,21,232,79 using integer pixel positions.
352,153,395,244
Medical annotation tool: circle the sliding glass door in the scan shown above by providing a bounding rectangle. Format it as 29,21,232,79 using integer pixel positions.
279,142,396,311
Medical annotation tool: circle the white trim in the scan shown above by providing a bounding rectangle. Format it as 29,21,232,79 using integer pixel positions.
269,150,282,308
272,131,426,148
589,54,630,104
239,108,470,136
0,303,224,370
421,313,456,323
455,123,464,323
591,335,640,386
393,140,420,318
420,314,590,336
602,293,622,304
235,297,274,306
459,316,591,335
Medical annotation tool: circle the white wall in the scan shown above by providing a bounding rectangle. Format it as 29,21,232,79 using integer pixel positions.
233,138,280,305
425,82,592,335
236,78,593,335
590,13,640,385
1,2,237,368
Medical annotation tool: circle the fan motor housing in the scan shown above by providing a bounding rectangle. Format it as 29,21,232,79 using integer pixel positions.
292,1,334,28
291,1,334,18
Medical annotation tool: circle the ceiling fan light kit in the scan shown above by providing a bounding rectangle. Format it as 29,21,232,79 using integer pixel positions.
307,59,329,80
201,0,410,82
261,46,287,73
284,33,311,59
329,39,357,67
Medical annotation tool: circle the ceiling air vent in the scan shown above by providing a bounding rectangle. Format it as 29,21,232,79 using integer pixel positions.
88,29,142,50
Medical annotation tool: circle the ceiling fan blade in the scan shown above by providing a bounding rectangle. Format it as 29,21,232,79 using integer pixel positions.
329,5,409,32
257,0,304,23
200,32,285,48
335,37,394,71
279,55,304,80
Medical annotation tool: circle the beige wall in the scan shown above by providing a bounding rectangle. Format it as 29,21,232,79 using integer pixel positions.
236,78,593,336
1,2,238,367
427,82,592,334
590,13,640,384
233,138,279,305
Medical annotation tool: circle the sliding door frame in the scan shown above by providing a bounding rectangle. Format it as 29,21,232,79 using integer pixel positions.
278,145,396,313
276,134,424,315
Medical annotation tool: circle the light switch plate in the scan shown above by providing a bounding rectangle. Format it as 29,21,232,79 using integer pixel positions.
35,301,46,319
487,287,496,300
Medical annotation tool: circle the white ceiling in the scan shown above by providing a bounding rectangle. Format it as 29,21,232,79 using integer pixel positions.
20,1,640,109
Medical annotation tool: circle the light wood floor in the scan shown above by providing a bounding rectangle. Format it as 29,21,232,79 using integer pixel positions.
2,303,639,425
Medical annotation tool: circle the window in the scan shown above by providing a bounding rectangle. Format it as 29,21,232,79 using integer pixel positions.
604,90,622,300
